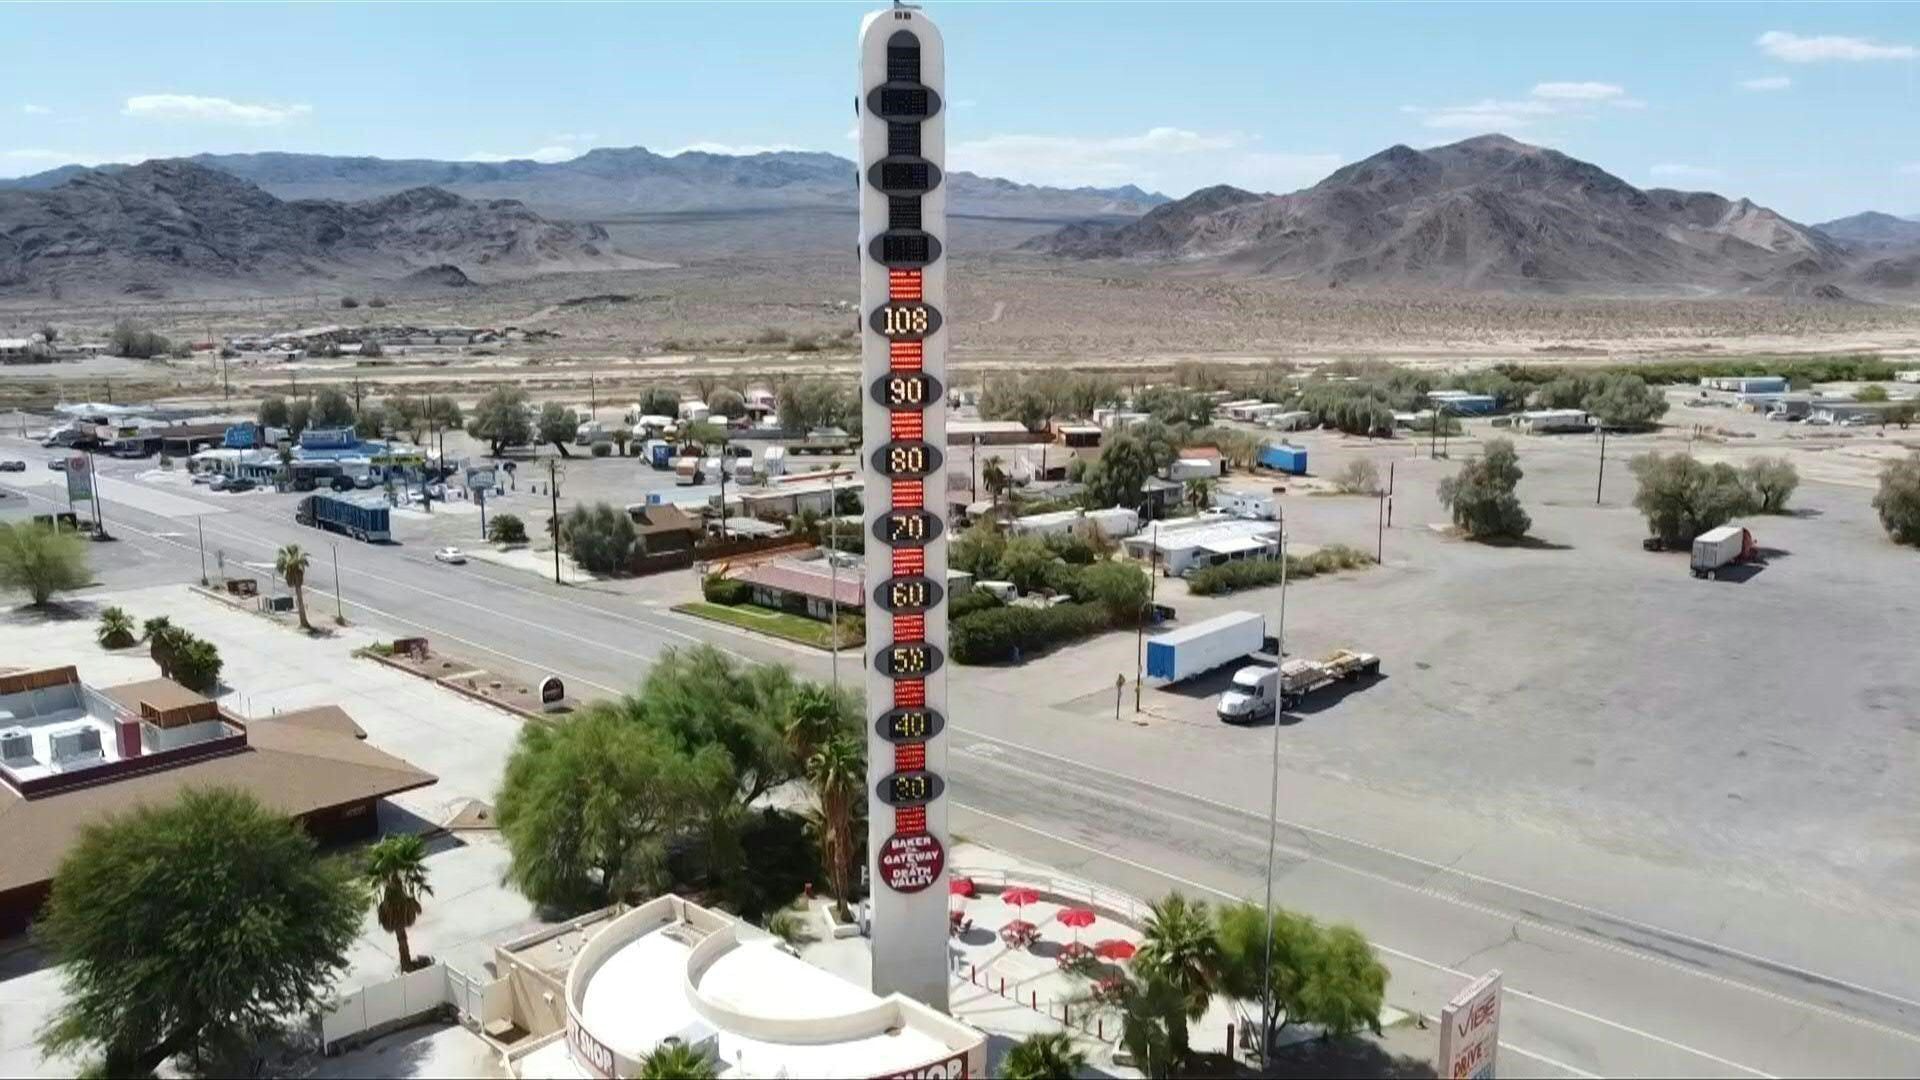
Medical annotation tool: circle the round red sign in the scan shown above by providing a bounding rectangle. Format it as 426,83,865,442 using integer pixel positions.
877,831,945,894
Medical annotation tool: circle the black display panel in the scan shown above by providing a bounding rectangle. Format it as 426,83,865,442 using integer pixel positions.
871,440,943,478
869,371,943,410
868,231,942,267
871,509,944,548
876,707,946,743
875,769,946,806
873,575,944,614
876,642,944,678
867,84,942,120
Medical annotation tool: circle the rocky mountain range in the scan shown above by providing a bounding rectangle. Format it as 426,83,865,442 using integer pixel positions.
0,160,635,297
1026,135,1914,297
1,148,1169,221
1814,211,1920,252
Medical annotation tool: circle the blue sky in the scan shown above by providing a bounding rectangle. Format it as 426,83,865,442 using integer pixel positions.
3,2,1916,221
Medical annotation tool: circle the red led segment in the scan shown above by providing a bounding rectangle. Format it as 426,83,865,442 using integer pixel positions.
894,613,925,641
891,479,923,508
895,743,927,771
895,805,926,834
889,269,923,301
893,548,924,576
890,412,924,440
890,341,923,371
893,679,925,708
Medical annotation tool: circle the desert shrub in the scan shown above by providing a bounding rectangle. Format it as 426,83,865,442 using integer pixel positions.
1333,459,1380,495
948,589,1004,620
561,502,636,574
169,635,223,693
1630,451,1755,548
950,602,1113,664
110,319,171,360
488,513,528,545
703,575,752,605
1071,560,1151,622
590,441,612,458
340,296,360,309
1856,385,1890,403
1437,438,1530,540
1741,457,1799,514
1185,545,1374,595
1873,451,1920,546
368,297,389,308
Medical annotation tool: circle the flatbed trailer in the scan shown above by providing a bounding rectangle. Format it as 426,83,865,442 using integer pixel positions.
1278,649,1381,709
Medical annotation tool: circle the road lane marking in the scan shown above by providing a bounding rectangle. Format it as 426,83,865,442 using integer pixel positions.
952,801,1774,1080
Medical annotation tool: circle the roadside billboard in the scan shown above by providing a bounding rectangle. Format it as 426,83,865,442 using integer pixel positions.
1438,970,1502,1080
65,456,91,501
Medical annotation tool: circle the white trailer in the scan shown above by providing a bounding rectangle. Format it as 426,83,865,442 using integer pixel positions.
1146,612,1266,684
1690,525,1754,578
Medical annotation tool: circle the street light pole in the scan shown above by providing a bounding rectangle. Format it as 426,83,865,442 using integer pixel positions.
197,515,208,585
331,541,344,624
1134,519,1157,713
829,474,840,693
1595,425,1608,505
548,458,563,585
1258,511,1290,1071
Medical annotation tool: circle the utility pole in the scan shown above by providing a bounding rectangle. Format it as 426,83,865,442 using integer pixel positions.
1377,483,1386,564
829,473,840,693
1595,425,1608,505
331,541,344,624
971,436,979,503
716,432,729,540
197,515,208,585
1258,511,1290,1071
1386,461,1395,527
1134,520,1158,712
589,376,596,421
548,458,563,585
87,451,108,539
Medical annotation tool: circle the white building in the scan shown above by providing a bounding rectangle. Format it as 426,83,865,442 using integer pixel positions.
1212,488,1278,521
496,895,985,1079
1009,505,1140,540
1260,410,1313,432
1123,517,1282,576
1514,409,1593,434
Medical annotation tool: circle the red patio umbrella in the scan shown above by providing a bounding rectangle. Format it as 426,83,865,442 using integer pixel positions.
1000,886,1041,908
1058,907,1097,944
1000,918,1039,947
949,877,977,898
1093,938,1137,961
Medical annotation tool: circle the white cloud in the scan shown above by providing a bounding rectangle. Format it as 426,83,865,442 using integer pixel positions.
122,94,311,126
1530,82,1626,101
1756,31,1916,63
670,142,811,156
1649,163,1724,180
549,132,598,144
1739,76,1793,91
19,104,51,115
1404,81,1641,130
463,146,580,164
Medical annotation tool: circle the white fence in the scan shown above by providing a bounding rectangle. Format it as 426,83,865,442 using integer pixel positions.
319,963,450,1053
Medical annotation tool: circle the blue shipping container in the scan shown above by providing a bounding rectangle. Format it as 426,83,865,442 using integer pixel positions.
1258,444,1308,475
1146,640,1177,680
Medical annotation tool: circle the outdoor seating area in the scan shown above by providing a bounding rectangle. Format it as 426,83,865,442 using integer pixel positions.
947,869,1148,1033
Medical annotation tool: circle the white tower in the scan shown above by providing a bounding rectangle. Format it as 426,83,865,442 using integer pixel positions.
858,5,950,1009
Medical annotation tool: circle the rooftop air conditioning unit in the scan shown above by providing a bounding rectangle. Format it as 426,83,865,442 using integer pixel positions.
0,728,35,768
49,726,105,767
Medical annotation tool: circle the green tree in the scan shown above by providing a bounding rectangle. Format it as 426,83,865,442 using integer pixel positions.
1742,456,1800,513
806,733,864,922
1136,892,1220,1064
96,605,137,648
37,788,364,1077
143,615,177,674
364,834,433,973
1582,374,1669,429
425,396,464,437
707,388,747,420
496,707,728,910
982,456,1011,505
610,426,633,457
783,683,848,773
631,644,807,805
257,394,290,430
0,522,90,607
287,398,312,438
1105,969,1187,1079
488,513,528,545
1214,902,1388,1045
1081,429,1157,510
1297,925,1389,1039
1074,560,1150,623
1437,437,1531,540
109,318,171,359
1873,451,1920,546
1886,403,1916,430
998,536,1057,594
639,387,682,419
1856,384,1891,403
1184,477,1216,513
354,403,387,439
1334,458,1380,495
170,634,223,693
638,1042,718,1079
538,401,581,458
311,387,355,429
949,522,1007,578
1629,451,1756,548
561,502,637,574
1001,1031,1088,1080
276,543,312,631
467,387,533,455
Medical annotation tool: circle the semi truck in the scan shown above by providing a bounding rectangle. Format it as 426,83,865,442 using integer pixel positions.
1691,525,1756,579
646,440,674,469
296,492,391,542
1146,611,1266,684
1216,649,1381,722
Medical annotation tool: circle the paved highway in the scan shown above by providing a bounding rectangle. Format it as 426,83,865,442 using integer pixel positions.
7,443,1920,1078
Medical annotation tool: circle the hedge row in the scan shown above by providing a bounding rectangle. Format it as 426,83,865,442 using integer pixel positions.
1185,545,1374,596
702,575,752,605
950,601,1114,664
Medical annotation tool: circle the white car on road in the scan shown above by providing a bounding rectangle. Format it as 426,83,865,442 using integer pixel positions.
433,547,468,565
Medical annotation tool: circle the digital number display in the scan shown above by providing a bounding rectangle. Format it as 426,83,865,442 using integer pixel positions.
869,84,941,120
875,769,946,806
876,706,946,743
869,371,942,410
868,303,943,342
877,643,944,678
872,440,943,479
871,509,943,548
870,231,941,267
874,575,943,613
870,158,941,194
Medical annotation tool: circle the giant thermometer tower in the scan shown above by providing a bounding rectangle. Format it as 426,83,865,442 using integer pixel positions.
859,5,951,1009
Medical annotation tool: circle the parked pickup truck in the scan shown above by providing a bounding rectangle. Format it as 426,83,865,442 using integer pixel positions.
1216,649,1381,722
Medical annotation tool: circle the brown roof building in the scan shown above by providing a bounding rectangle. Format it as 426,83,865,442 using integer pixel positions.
0,665,435,936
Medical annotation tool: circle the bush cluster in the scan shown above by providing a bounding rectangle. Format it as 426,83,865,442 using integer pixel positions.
703,575,752,605
1185,545,1374,596
949,601,1112,664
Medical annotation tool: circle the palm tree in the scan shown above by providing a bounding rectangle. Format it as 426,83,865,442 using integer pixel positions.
364,834,434,973
1185,477,1216,514
96,606,137,649
142,615,177,678
276,543,312,631
806,733,863,922
1136,891,1220,1064
1002,1031,1088,1080
637,1042,717,1079
983,456,1009,509
783,684,842,770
